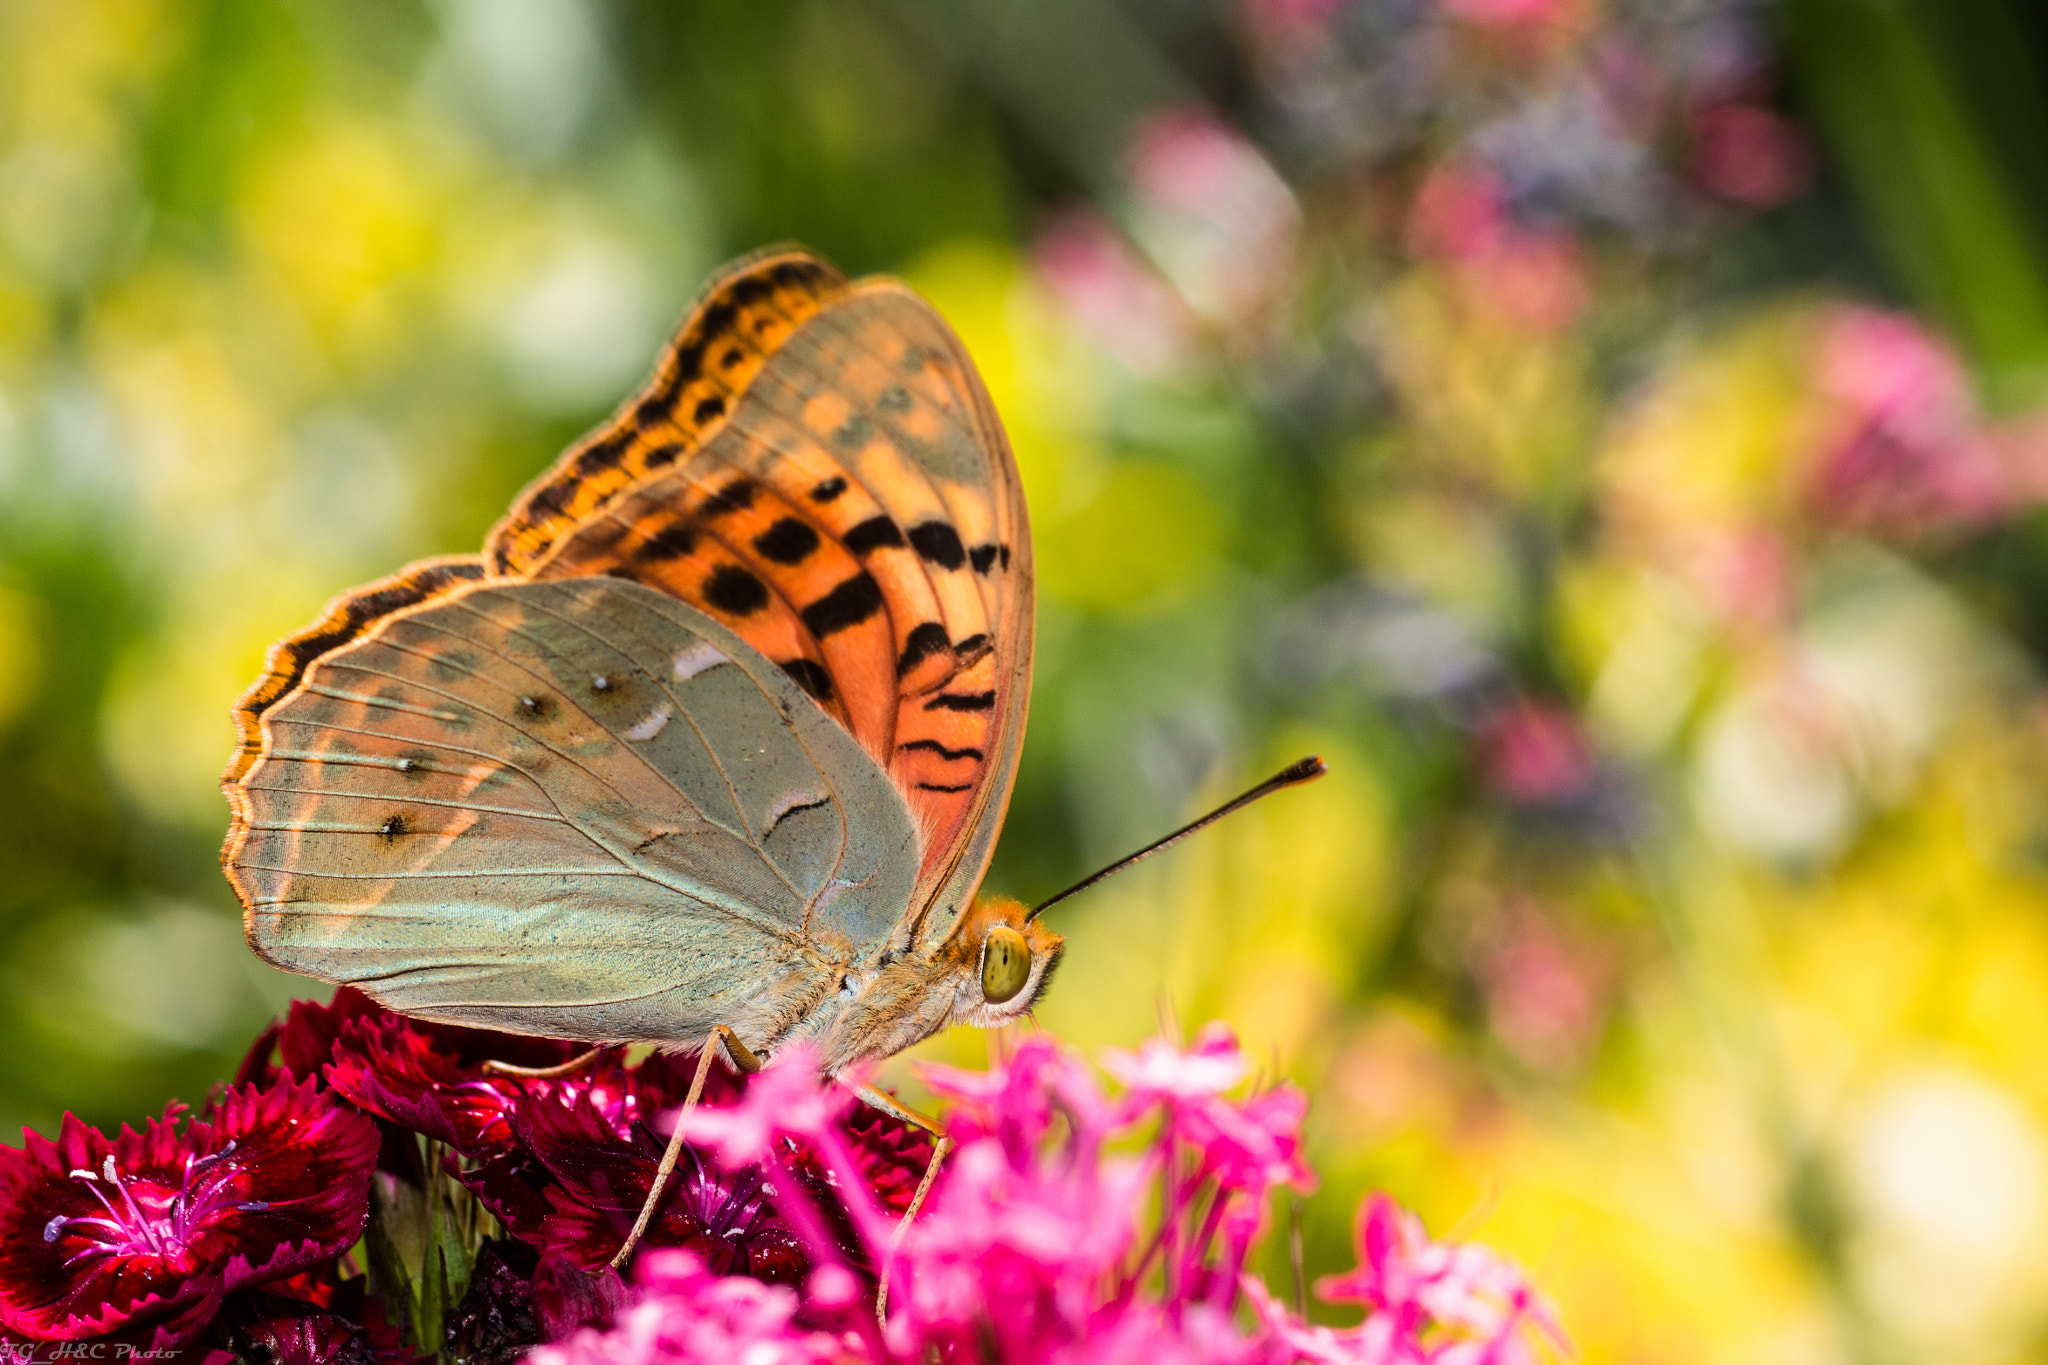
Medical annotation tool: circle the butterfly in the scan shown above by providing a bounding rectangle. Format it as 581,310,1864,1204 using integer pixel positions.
220,246,1063,1082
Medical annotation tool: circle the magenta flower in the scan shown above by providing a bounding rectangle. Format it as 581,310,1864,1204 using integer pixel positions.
1317,1195,1567,1365
529,1250,840,1365
538,1026,1570,1365
0,1076,377,1350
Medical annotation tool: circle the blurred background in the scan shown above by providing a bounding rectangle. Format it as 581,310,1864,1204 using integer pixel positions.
8,0,2048,1359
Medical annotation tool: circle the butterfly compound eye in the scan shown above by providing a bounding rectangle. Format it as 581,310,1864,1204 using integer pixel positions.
981,924,1031,1004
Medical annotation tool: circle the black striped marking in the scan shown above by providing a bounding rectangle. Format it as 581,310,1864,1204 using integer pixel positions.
915,781,973,793
753,518,820,564
700,479,756,518
845,515,905,556
704,565,770,616
896,622,951,678
801,572,884,637
634,522,699,562
908,522,966,571
925,690,995,713
900,739,985,762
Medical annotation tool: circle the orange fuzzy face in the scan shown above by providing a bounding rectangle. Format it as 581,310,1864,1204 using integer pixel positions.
940,895,1065,1029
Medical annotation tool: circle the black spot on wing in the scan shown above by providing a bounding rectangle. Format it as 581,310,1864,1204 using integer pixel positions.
378,812,409,843
970,543,1003,574
777,658,835,702
800,572,884,637
844,515,904,556
721,347,745,369
896,622,951,678
700,479,757,518
634,521,699,563
575,429,634,477
877,385,912,413
753,518,820,565
703,565,770,617
699,301,738,338
694,395,727,425
810,477,847,503
730,276,772,305
643,442,683,469
952,633,991,665
914,782,973,793
908,522,966,571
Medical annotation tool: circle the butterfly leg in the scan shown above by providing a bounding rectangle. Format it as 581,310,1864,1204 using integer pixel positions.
849,1084,953,1321
610,1025,761,1271
483,1046,606,1078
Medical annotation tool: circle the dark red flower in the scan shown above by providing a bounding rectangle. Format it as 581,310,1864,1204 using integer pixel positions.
228,1287,413,1365
515,1078,806,1283
0,1076,377,1349
840,1104,938,1217
444,1240,541,1365
324,1015,590,1157
236,989,387,1090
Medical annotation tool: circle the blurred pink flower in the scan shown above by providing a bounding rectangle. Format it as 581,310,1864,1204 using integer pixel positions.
1408,166,1508,262
1126,107,1298,326
1033,208,1196,377
1468,901,1609,1075
1102,1022,1253,1102
1475,701,1594,805
1808,306,2015,535
1407,165,1588,333
1687,526,1791,631
674,1041,843,1167
1689,102,1811,208
1440,0,1579,39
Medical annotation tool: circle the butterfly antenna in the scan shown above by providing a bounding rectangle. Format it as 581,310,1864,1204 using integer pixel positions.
1027,756,1328,922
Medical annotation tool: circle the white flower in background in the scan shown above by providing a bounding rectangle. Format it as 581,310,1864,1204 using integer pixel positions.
1846,1067,2048,1356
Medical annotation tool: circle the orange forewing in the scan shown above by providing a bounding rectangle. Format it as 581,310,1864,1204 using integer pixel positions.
466,250,1030,902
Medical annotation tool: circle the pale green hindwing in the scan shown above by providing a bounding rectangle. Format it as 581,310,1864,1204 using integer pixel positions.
231,577,922,1048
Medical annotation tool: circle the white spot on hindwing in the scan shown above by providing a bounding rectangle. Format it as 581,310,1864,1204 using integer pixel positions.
623,703,672,741
672,642,727,680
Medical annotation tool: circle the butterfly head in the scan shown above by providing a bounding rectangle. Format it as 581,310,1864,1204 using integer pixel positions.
945,894,1065,1028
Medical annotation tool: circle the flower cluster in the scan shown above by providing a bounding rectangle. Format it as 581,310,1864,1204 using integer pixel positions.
537,1024,1566,1365
2,996,1563,1365
0,990,932,1363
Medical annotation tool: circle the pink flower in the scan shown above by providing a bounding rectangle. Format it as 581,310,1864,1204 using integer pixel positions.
527,1250,841,1365
1318,1195,1567,1364
1808,306,2015,535
1033,209,1197,377
1125,107,1298,325
1689,102,1812,209
1475,701,1594,805
1102,1023,1253,1103
673,1042,845,1167
1406,165,1589,334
